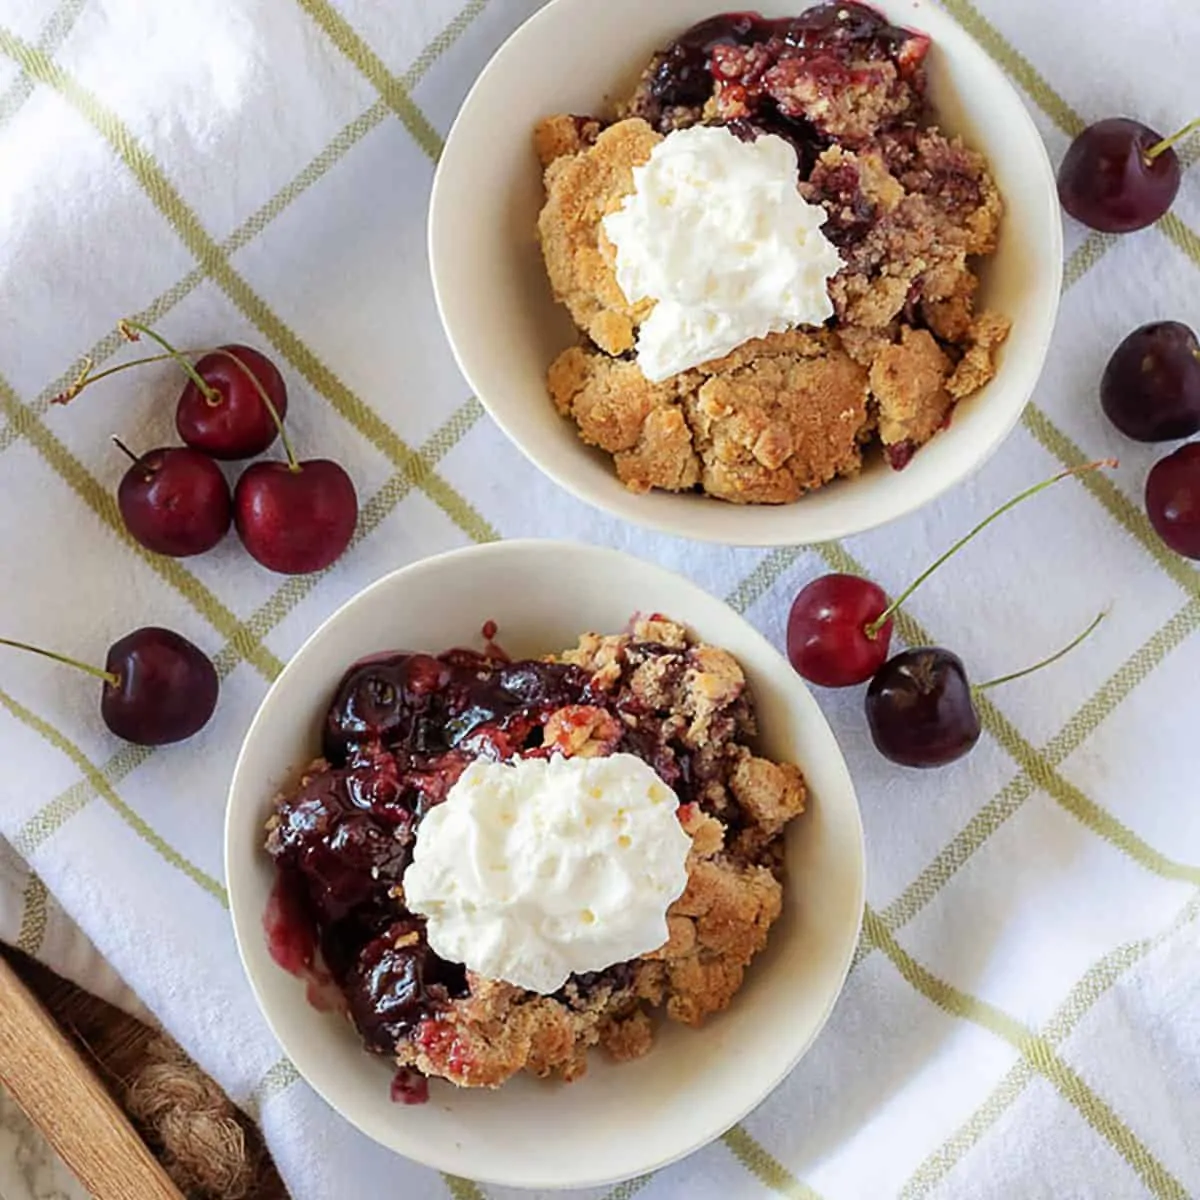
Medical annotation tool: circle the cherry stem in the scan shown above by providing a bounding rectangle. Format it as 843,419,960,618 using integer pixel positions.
209,347,299,472
863,460,1117,640
975,611,1107,693
110,435,141,466
0,637,119,687
119,319,221,404
50,350,218,405
1145,117,1200,161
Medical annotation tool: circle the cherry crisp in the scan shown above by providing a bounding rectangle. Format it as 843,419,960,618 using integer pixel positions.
264,618,806,1093
536,4,1010,502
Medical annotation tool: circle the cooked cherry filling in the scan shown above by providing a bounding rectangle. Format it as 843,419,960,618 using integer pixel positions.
638,4,928,171
265,648,705,1063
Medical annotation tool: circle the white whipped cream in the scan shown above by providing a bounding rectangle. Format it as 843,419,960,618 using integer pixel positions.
402,754,692,994
602,125,843,382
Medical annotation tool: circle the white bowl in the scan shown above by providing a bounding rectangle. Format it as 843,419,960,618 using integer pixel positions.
226,541,864,1189
429,0,1062,547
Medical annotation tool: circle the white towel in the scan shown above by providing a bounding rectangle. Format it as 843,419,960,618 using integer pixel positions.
0,1,1198,1197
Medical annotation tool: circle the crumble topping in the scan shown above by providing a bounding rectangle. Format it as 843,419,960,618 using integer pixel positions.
264,618,806,1092
534,4,1012,502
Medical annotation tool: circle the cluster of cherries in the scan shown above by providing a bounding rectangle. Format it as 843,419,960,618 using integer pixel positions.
1056,115,1200,559
787,464,1110,768
0,325,361,747
783,111,1199,768
60,321,359,576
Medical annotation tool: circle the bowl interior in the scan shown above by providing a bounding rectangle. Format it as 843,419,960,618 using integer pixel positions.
429,0,1063,547
226,541,865,1189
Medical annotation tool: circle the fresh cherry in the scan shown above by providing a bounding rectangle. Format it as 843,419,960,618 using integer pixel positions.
0,627,218,745
866,648,980,768
235,459,358,575
787,575,893,687
49,320,287,460
865,614,1105,768
1145,442,1200,559
1058,117,1197,233
1100,322,1200,442
787,462,1113,688
52,324,287,461
113,438,231,557
176,345,288,460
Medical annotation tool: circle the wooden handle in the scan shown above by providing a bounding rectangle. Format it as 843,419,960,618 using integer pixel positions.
0,955,184,1200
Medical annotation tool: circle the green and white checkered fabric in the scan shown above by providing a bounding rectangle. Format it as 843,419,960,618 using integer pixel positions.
0,0,1197,1195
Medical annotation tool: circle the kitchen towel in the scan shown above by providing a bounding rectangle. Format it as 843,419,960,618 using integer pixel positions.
0,0,1198,1197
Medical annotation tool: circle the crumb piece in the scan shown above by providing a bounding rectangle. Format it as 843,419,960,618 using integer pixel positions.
686,333,870,503
662,859,783,1024
617,405,703,493
837,323,898,369
558,632,625,690
543,705,623,757
600,1010,655,1062
631,617,690,648
730,752,807,838
921,272,978,343
948,310,1012,399
869,326,954,457
547,347,702,493
534,114,604,168
680,807,725,858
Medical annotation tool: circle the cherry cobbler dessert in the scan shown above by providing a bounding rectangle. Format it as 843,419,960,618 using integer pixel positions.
536,4,1010,502
263,618,806,1097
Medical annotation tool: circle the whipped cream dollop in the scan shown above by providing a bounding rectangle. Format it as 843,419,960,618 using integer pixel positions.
602,125,843,382
402,754,692,994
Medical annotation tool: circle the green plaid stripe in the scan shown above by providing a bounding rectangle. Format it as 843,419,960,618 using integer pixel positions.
723,1127,824,1199
1,1,1197,1196
15,872,49,955
0,686,226,905
864,908,1189,1200
0,0,84,126
901,890,1200,1197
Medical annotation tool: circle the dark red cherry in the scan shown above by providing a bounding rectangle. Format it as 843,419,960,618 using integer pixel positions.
234,459,358,575
785,464,1117,691
1145,442,1200,559
1100,322,1200,442
786,574,893,687
115,442,231,557
0,627,218,746
1057,117,1184,233
176,345,288,461
101,627,219,744
865,648,981,768
865,615,1105,770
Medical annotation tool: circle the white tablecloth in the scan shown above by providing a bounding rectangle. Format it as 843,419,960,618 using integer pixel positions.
0,1,1198,1196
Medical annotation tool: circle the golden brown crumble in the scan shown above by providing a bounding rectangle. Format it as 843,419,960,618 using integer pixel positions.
869,326,954,455
549,329,873,504
535,117,660,355
536,54,1010,501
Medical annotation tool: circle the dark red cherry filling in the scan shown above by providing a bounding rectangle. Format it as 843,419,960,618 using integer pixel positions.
342,921,469,1054
640,4,928,170
264,643,718,1093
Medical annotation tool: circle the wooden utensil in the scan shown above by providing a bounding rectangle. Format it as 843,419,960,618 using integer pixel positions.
0,954,183,1200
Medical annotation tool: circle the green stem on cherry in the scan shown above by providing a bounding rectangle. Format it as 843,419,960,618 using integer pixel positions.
51,351,215,405
208,347,300,472
0,637,119,687
1145,117,1200,162
974,611,1107,693
863,460,1117,641
119,319,221,404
